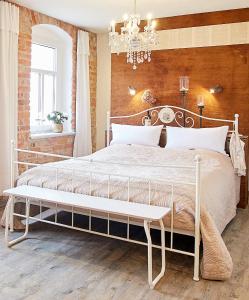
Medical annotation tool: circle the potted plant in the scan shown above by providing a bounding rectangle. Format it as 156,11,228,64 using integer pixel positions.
47,111,68,133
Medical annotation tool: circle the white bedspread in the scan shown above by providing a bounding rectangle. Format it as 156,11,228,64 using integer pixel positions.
86,145,239,233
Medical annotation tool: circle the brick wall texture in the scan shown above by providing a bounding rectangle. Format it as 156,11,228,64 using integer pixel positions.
17,4,97,164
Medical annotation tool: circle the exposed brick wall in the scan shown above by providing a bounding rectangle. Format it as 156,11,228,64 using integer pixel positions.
16,4,97,166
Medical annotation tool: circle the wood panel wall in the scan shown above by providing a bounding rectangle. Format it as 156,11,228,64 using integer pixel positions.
116,8,249,32
111,45,249,135
112,8,249,136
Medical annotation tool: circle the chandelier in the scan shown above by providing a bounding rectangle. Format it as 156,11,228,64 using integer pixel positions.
109,0,159,70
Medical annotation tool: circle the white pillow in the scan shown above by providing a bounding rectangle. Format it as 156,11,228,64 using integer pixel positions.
165,126,229,154
111,124,163,147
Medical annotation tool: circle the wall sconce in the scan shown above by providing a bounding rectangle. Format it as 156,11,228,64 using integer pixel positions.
179,76,189,127
209,85,223,94
179,76,189,94
197,95,205,128
128,86,136,96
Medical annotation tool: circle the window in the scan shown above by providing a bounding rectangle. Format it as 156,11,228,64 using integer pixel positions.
30,43,57,132
30,24,73,135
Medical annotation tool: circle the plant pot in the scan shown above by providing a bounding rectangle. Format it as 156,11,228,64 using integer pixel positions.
53,123,63,133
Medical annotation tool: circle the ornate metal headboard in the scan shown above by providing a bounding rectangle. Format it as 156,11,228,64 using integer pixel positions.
106,105,239,147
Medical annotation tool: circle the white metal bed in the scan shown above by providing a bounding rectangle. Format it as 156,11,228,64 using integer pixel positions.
6,105,239,284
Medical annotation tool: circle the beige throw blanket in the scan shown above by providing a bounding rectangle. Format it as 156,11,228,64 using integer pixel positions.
2,145,239,280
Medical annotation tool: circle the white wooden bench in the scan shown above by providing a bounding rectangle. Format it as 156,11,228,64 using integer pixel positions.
4,185,171,289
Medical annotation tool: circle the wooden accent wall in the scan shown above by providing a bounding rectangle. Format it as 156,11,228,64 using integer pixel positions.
112,8,249,135
116,8,249,32
111,45,249,136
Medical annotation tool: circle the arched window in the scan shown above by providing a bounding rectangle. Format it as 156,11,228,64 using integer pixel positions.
30,24,72,134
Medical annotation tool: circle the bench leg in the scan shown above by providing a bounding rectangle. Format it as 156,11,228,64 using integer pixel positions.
5,197,30,248
9,196,14,232
144,219,166,289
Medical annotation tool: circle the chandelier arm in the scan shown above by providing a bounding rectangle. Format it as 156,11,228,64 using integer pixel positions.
109,0,158,69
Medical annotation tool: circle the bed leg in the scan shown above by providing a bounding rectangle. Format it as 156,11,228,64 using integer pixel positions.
193,154,201,281
193,232,200,281
5,197,30,248
144,219,166,289
193,255,200,281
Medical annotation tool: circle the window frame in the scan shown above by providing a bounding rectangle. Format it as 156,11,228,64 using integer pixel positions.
30,25,73,135
30,43,57,133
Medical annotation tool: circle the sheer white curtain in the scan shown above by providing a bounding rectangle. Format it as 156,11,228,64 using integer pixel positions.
0,1,19,194
73,30,92,157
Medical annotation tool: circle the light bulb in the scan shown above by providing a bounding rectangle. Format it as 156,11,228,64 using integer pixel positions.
147,13,152,20
110,20,116,33
123,14,128,21
151,20,157,29
128,86,136,96
197,95,205,107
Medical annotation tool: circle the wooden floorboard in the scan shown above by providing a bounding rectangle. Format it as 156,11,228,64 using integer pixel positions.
0,204,248,300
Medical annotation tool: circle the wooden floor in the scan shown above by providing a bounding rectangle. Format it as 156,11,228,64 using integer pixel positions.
0,203,249,300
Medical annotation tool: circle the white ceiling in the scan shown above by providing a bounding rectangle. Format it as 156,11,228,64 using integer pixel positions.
12,0,249,32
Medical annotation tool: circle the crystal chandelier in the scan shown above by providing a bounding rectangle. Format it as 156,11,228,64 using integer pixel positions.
109,0,159,70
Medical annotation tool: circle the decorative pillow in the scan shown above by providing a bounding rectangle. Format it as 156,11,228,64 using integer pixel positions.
165,126,229,154
111,124,163,147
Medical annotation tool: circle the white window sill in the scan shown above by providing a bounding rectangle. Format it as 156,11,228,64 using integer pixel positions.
31,131,76,140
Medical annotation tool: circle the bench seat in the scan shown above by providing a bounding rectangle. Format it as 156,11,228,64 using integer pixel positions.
4,185,170,221
4,185,171,289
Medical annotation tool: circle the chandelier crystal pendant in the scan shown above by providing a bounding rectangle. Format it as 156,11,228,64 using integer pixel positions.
109,0,159,70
